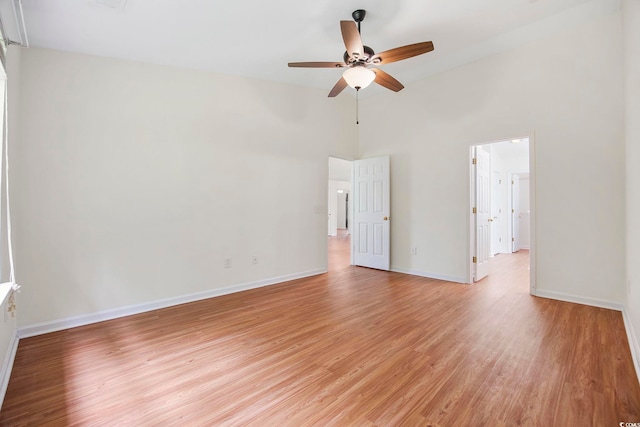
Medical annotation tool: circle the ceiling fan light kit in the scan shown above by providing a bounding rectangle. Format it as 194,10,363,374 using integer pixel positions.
342,66,375,90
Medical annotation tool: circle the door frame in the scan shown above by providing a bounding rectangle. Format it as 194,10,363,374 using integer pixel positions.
467,135,536,296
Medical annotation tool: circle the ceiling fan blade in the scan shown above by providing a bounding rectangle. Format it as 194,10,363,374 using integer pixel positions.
373,69,404,92
328,77,348,97
372,41,434,65
340,21,364,60
288,61,346,68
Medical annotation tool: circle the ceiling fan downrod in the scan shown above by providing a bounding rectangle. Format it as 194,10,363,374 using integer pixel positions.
353,9,365,124
352,9,366,34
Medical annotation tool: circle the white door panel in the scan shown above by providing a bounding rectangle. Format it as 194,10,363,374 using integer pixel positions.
512,175,521,252
353,156,390,270
491,170,502,256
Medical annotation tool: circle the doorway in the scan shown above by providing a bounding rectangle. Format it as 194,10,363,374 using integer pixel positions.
328,157,353,268
328,156,392,271
469,137,534,294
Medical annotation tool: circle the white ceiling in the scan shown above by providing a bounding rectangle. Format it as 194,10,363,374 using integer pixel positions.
18,0,618,97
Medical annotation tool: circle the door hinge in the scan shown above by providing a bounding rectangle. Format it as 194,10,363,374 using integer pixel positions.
512,237,515,242
472,158,477,165
472,207,477,214
512,180,514,184
472,256,477,263
512,208,515,213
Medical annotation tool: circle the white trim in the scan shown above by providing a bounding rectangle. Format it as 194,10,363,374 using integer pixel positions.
12,0,29,47
390,266,466,284
0,332,18,405
528,134,537,295
468,146,476,283
18,269,326,338
622,307,640,386
534,289,624,311
0,282,12,306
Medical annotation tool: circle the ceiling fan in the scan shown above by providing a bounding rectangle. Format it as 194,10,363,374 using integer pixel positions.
288,9,434,97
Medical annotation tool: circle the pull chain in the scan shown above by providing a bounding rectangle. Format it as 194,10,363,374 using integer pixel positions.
356,88,359,125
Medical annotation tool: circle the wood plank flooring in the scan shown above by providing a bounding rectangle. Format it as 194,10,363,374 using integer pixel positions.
2,232,640,425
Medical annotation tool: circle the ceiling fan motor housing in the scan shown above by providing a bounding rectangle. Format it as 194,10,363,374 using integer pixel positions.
343,45,375,65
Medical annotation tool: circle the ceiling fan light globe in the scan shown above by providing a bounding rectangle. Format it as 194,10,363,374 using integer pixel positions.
342,66,375,90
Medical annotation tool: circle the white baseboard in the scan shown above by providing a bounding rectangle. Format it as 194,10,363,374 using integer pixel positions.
18,269,326,338
622,307,640,386
0,332,19,406
390,266,466,284
534,289,624,311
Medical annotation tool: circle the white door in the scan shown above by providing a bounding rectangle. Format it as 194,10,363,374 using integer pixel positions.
512,174,521,252
474,147,491,281
518,177,530,249
328,181,335,236
353,156,390,270
491,170,502,256
336,191,347,229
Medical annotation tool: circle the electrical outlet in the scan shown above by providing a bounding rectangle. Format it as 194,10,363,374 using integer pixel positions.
252,256,258,265
411,247,417,256
224,258,232,268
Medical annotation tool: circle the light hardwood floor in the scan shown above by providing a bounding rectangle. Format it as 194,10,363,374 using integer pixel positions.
2,231,639,425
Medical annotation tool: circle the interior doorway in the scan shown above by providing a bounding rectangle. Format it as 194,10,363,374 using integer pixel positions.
469,138,534,294
328,157,353,267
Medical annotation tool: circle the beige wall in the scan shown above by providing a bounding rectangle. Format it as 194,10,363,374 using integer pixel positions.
624,0,640,370
360,12,626,303
14,48,358,327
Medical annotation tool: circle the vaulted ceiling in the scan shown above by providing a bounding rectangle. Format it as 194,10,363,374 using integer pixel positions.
19,0,617,96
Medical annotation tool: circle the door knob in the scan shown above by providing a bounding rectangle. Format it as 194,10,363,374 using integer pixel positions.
488,218,493,222
383,216,390,221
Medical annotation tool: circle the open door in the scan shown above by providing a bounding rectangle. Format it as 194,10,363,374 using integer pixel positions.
491,170,502,256
512,174,521,252
474,147,491,281
353,156,390,270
